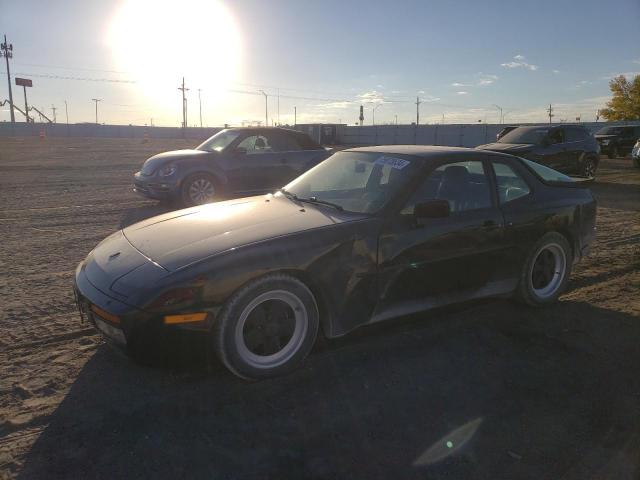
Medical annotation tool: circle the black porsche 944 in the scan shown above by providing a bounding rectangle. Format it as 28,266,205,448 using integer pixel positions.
74,146,596,379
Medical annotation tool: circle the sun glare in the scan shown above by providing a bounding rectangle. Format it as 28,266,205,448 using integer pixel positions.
108,0,243,120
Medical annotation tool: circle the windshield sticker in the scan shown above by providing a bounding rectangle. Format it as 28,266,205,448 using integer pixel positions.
375,156,410,170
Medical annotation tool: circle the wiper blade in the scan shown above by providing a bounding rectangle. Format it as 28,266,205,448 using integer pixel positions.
278,189,343,211
300,196,344,211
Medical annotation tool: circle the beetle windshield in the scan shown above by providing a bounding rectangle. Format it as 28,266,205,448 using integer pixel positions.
596,127,625,135
197,130,241,152
280,151,419,214
498,127,549,145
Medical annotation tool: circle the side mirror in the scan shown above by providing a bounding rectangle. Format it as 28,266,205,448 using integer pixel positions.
414,199,450,220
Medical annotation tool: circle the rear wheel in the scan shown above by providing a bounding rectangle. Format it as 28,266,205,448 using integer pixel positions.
180,173,218,207
213,274,319,380
581,155,597,178
517,232,573,307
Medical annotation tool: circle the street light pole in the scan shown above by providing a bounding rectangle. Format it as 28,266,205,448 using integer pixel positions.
198,88,202,128
259,90,268,127
64,100,68,124
492,104,503,124
373,103,382,126
91,98,101,124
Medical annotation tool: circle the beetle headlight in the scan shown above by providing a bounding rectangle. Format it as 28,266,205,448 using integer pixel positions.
158,164,177,177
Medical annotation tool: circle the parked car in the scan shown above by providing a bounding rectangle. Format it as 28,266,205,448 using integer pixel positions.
594,125,640,159
75,146,596,379
477,125,600,178
632,138,640,167
496,125,517,140
134,127,332,207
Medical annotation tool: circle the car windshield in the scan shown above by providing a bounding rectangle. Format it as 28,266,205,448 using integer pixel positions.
596,127,625,135
519,158,574,182
197,130,242,152
280,151,420,214
498,127,549,144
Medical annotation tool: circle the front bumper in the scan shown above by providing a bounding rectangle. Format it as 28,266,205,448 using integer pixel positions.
133,171,179,200
74,261,213,350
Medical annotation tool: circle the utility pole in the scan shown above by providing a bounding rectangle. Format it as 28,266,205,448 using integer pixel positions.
1,34,15,123
395,114,398,125
294,106,297,126
178,77,189,128
91,98,101,124
198,88,202,128
259,90,268,127
547,104,554,124
493,104,503,124
415,96,422,125
277,88,280,126
64,100,68,124
51,105,57,123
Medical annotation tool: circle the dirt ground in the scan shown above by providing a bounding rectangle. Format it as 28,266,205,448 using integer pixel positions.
0,137,639,480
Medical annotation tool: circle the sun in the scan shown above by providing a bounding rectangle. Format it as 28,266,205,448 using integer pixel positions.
107,0,243,121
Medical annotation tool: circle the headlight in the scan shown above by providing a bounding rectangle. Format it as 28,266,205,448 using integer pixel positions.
601,139,610,145
158,164,177,176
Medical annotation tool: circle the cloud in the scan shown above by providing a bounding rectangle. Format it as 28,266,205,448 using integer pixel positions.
633,59,640,65
456,91,469,95
501,54,538,71
358,90,385,103
477,73,498,86
315,101,353,109
451,82,470,87
552,69,560,74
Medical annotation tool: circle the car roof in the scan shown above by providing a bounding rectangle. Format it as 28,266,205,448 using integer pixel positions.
225,126,306,135
344,145,488,159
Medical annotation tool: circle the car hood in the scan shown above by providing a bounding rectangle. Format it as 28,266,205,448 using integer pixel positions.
476,143,535,153
122,195,361,271
140,149,210,175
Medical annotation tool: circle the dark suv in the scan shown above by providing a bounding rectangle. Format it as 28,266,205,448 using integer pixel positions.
594,125,640,158
476,125,600,178
134,127,332,207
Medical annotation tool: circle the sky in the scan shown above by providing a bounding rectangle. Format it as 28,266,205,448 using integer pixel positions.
2,0,639,127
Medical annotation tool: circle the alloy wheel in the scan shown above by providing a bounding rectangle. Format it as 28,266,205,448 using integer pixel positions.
530,243,567,299
235,290,308,369
188,178,215,204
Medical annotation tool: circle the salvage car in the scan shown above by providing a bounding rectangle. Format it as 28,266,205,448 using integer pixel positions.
75,146,596,379
632,138,640,167
477,125,600,178
134,127,331,207
594,125,640,159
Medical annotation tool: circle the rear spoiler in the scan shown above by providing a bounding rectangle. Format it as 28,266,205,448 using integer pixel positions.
547,177,594,188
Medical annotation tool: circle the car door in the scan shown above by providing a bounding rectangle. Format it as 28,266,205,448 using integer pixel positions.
376,156,507,316
543,127,571,172
224,133,284,195
268,132,308,185
563,127,586,173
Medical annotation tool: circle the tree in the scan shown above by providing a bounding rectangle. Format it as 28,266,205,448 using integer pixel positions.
599,75,640,121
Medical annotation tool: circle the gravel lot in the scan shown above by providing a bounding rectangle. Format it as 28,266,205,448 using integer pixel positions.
1,136,639,479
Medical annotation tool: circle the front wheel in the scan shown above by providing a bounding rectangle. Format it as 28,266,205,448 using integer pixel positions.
213,274,319,380
517,232,573,307
180,173,218,207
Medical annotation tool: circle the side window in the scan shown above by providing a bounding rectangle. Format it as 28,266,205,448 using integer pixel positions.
236,135,272,154
549,129,565,144
566,128,585,142
269,133,302,152
401,161,491,215
492,162,531,204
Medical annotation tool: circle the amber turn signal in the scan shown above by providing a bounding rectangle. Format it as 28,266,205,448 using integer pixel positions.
91,305,121,325
164,312,207,325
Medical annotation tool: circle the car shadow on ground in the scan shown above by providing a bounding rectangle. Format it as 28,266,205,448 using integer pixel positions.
118,202,176,229
590,181,640,212
17,299,640,480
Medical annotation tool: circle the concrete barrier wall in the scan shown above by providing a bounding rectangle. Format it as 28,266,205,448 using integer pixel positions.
337,121,638,147
0,122,221,141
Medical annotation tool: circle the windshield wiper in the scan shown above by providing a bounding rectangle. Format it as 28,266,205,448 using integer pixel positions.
278,189,343,211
